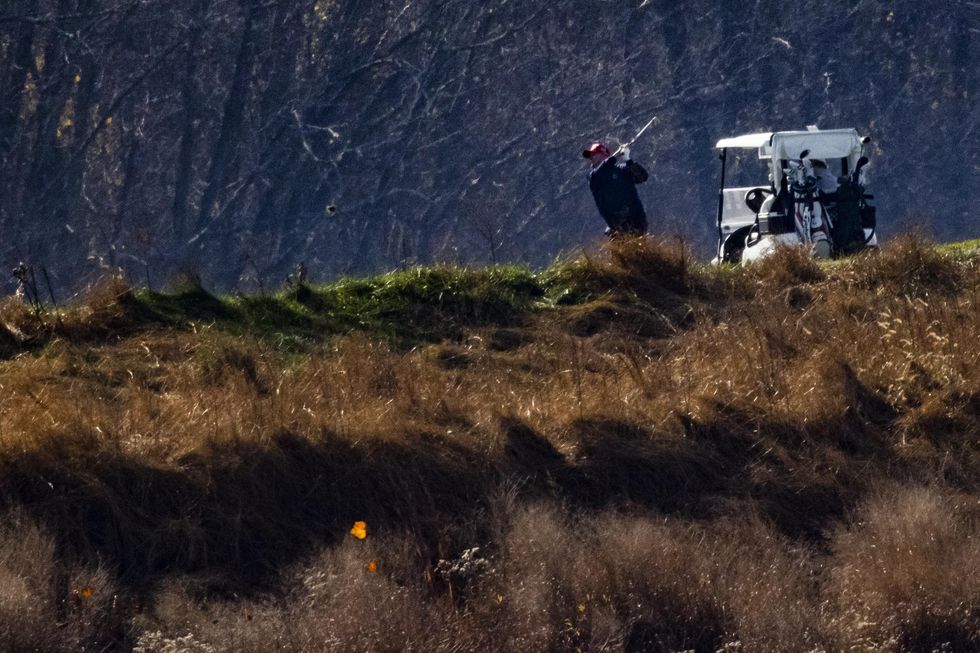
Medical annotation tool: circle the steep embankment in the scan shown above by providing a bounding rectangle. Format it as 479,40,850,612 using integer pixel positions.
0,237,978,652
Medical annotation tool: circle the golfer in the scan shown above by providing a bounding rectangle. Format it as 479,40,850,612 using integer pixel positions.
583,142,649,235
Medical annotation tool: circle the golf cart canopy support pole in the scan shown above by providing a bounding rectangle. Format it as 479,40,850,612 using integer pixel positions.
716,148,727,258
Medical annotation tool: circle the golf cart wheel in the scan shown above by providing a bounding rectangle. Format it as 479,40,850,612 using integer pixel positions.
722,225,753,264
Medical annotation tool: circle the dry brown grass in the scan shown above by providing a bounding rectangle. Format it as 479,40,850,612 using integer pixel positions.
827,484,980,652
0,511,126,651
119,488,980,652
0,235,977,650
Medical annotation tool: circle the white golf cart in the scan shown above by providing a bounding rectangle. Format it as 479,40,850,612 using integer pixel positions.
713,127,877,264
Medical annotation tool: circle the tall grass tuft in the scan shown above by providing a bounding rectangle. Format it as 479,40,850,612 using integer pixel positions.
849,233,963,296
746,243,824,287
828,485,980,651
0,512,125,652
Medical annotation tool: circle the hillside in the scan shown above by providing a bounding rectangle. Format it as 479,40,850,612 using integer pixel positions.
0,236,978,651
1,1,976,293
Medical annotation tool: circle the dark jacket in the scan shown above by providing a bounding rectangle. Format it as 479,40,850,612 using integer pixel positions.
588,156,649,233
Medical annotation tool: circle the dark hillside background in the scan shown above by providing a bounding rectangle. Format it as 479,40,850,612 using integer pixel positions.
0,0,976,294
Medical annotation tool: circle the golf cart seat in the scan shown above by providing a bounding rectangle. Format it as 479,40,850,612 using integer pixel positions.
744,187,772,214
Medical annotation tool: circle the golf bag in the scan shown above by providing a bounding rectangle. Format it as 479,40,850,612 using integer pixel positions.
830,177,867,254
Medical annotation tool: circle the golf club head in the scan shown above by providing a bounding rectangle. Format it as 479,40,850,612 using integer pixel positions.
852,156,870,184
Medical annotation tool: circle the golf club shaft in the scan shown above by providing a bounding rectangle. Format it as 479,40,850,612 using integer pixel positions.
613,115,658,156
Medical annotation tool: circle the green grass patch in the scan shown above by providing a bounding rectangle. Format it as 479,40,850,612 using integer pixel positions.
133,285,237,324
306,264,545,344
125,265,547,349
938,237,980,260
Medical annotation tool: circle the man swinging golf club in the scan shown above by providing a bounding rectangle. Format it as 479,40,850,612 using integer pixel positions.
583,141,650,236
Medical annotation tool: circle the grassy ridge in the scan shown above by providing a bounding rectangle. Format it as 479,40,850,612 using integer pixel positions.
0,236,978,652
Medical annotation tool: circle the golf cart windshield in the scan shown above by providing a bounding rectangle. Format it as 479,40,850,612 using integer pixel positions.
768,129,862,187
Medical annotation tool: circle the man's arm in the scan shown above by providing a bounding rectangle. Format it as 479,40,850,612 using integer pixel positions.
625,159,649,184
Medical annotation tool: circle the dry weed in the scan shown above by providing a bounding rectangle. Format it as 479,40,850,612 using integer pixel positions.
0,512,124,651
827,485,980,651
745,244,824,287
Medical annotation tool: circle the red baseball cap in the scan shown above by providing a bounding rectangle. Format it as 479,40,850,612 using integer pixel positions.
582,142,610,158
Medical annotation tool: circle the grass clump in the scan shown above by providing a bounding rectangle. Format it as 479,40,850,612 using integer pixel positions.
828,485,980,651
311,264,544,343
743,243,825,287
844,234,964,297
542,236,693,303
0,513,125,652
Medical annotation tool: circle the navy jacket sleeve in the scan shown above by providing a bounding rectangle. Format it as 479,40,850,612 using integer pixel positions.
626,160,649,184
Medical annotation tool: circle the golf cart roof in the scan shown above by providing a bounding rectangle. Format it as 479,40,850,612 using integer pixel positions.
715,133,773,150
715,128,862,160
